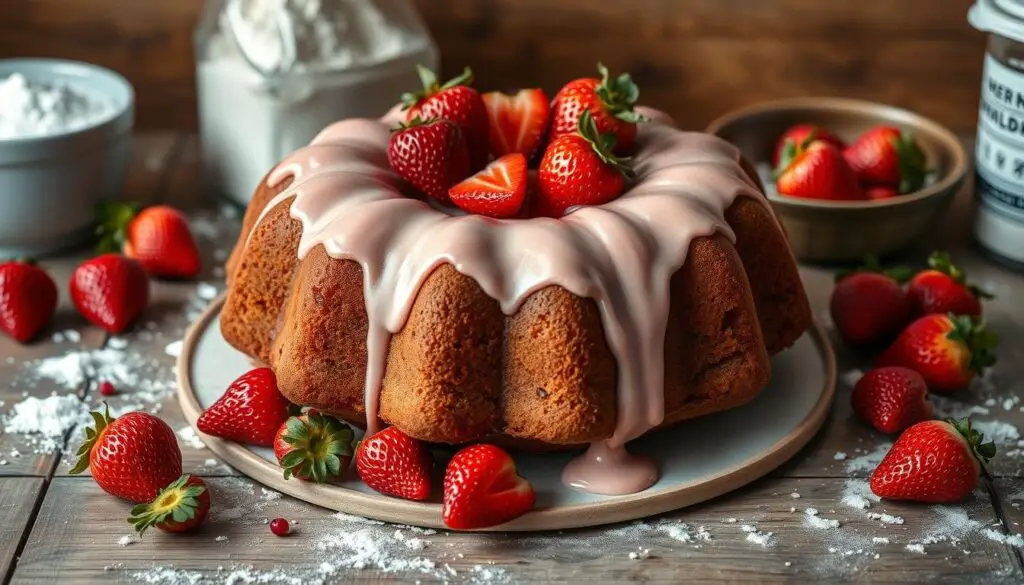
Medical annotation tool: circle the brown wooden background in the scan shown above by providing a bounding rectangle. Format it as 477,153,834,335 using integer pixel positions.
0,0,987,133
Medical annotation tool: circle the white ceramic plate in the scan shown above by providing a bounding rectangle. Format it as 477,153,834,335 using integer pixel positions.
177,296,836,531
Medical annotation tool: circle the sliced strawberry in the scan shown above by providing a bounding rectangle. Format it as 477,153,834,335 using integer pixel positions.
482,89,550,160
443,444,535,530
448,153,528,218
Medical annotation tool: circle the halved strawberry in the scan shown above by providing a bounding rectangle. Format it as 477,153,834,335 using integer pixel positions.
448,154,528,218
128,474,210,535
443,444,535,530
482,89,550,160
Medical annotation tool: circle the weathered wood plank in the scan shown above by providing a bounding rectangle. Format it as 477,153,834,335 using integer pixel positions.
10,476,1020,583
0,478,45,583
0,0,987,133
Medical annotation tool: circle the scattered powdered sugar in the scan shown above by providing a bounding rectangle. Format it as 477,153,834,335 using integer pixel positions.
176,426,206,450
833,452,847,461
982,528,1024,547
214,536,229,543
118,534,138,547
740,523,774,547
972,420,1021,443
656,522,712,544
905,544,926,554
165,340,183,358
872,537,890,544
628,547,651,560
866,512,905,525
196,282,219,302
2,393,91,453
844,443,892,474
840,479,879,510
804,508,841,530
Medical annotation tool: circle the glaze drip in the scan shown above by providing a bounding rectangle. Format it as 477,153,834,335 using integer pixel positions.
254,107,768,495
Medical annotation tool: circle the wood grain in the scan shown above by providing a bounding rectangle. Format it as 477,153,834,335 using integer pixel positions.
0,478,44,583
11,476,1023,584
0,0,986,133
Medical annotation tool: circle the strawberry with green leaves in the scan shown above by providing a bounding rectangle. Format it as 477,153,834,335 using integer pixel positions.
274,413,355,483
387,117,471,202
449,153,528,218
843,125,927,193
774,139,864,201
550,63,648,152
402,66,489,170
537,109,633,217
0,260,57,343
907,250,992,318
129,474,210,535
97,203,201,279
70,406,182,503
871,418,995,503
443,444,535,530
877,314,998,393
772,124,845,167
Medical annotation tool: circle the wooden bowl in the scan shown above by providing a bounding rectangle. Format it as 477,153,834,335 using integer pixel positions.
706,97,967,263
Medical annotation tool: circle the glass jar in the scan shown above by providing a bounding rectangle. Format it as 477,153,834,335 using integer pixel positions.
969,0,1024,270
193,0,439,204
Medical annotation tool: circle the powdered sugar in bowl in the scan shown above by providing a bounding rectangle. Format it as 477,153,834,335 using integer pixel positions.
0,59,134,257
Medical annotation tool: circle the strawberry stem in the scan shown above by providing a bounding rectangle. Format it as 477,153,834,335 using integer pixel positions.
894,131,927,194
95,202,141,255
68,403,114,475
834,253,913,284
945,313,999,374
279,413,355,483
593,63,649,125
576,109,635,178
946,417,997,463
401,66,474,110
128,474,206,535
928,250,994,299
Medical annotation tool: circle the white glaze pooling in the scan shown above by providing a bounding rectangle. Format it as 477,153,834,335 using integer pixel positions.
252,107,767,495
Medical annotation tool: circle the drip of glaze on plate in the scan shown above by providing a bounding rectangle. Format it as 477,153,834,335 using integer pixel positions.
252,106,767,495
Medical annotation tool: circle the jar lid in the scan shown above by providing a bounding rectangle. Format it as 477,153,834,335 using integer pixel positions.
970,0,1024,43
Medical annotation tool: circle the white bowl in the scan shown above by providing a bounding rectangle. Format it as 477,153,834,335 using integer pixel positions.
0,59,134,257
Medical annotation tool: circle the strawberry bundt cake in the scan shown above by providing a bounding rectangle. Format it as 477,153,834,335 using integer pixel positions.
220,66,811,495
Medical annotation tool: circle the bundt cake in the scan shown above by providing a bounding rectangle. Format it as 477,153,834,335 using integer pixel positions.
221,105,811,495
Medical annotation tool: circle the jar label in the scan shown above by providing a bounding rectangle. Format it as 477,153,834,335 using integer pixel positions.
977,53,1024,222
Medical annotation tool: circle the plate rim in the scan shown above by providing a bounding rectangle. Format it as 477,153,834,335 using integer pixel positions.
177,294,836,532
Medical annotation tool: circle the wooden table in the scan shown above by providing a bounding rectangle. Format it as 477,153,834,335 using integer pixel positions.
2,134,1024,584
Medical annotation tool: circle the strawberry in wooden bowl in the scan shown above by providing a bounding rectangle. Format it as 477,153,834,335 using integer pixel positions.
707,97,967,262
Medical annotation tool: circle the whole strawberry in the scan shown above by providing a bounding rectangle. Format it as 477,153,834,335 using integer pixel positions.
482,88,550,160
197,367,291,447
274,413,355,483
443,444,535,530
0,260,57,343
772,124,845,167
537,109,634,217
70,406,182,503
877,314,998,393
388,117,470,202
907,250,991,318
129,474,210,535
355,426,432,501
830,259,911,346
97,203,201,279
69,253,149,334
844,125,927,193
550,62,648,152
402,66,489,170
775,140,864,201
852,367,933,434
448,153,528,218
871,418,995,503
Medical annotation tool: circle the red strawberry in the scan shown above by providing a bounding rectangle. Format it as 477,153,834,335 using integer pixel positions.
69,406,182,503
830,259,912,346
866,186,899,200
482,88,550,160
550,62,648,152
273,413,355,483
69,253,149,334
129,474,210,535
775,140,865,201
97,204,201,279
0,260,57,343
197,368,291,447
443,444,535,530
537,110,634,217
877,314,998,393
402,66,489,170
906,251,991,318
448,153,528,218
851,367,933,434
355,426,432,501
843,125,927,193
871,418,995,503
388,117,470,202
772,124,845,167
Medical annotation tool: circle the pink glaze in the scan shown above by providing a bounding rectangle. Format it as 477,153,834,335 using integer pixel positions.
248,107,771,495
